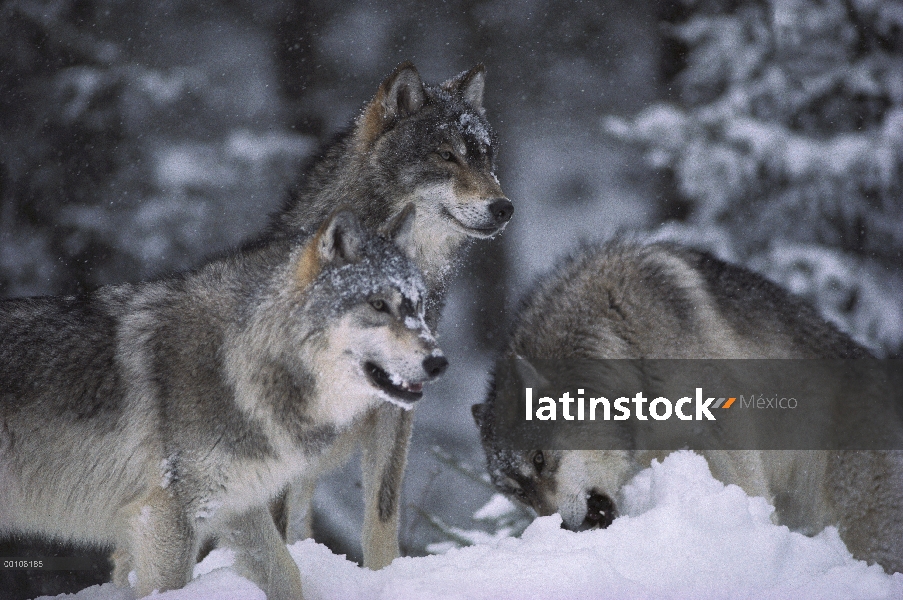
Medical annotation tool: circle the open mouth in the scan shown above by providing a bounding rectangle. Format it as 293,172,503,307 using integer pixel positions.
365,362,424,404
440,207,502,238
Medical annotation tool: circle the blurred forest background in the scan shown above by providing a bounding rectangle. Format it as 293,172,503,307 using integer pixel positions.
1,0,902,597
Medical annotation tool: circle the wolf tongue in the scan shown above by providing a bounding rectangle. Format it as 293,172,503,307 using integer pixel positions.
404,382,423,393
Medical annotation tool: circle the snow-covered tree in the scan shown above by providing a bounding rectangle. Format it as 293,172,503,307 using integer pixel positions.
608,0,903,356
0,0,310,297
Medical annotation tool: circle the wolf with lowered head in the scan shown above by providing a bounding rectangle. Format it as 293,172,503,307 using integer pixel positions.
473,241,903,573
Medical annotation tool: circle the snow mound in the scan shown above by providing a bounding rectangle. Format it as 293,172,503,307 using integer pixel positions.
39,451,903,600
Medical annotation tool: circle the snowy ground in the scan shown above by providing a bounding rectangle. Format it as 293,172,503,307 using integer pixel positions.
39,452,903,600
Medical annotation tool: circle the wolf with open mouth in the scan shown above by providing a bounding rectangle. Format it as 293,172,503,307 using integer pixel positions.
0,208,446,600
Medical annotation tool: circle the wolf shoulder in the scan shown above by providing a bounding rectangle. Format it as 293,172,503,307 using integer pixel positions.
511,241,872,360
1,288,134,415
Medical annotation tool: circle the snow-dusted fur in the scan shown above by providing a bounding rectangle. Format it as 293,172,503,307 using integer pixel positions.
473,241,903,573
270,62,512,569
274,61,510,320
0,210,447,600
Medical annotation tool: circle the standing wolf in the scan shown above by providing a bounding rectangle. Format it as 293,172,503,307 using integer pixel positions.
472,241,903,573
0,209,447,600
270,61,512,568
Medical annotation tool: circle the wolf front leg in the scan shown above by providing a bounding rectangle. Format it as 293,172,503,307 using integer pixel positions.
223,505,305,600
361,402,414,570
281,472,318,543
119,486,197,597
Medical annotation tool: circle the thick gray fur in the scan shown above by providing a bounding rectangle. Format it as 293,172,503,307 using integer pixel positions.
473,241,903,573
269,61,512,569
0,210,445,599
273,61,510,321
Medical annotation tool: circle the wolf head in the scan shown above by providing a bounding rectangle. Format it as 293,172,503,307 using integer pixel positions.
354,62,512,244
472,406,626,532
307,207,447,409
472,358,629,532
279,63,512,285
260,208,446,426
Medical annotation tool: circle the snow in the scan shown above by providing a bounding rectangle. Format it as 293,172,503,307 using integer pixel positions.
472,493,517,521
602,2,903,357
226,131,316,167
159,457,176,490
458,112,491,148
155,145,238,189
37,452,903,600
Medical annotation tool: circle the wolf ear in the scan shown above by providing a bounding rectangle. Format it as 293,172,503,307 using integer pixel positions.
356,62,425,149
381,62,426,120
296,209,365,289
381,203,417,256
513,355,550,390
318,209,364,266
442,64,486,115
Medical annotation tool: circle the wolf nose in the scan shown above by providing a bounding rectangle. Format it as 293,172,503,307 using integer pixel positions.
584,491,616,529
488,198,513,225
423,355,449,379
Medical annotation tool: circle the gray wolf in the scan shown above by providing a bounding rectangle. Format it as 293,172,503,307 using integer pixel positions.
271,61,512,569
472,241,903,573
0,208,447,600
273,61,512,318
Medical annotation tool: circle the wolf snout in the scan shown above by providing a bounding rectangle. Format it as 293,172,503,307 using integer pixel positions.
561,490,617,531
423,354,449,379
584,490,616,529
488,198,514,226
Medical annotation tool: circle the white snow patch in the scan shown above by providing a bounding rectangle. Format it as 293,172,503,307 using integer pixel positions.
137,69,191,104
195,499,222,521
473,493,518,521
193,547,235,579
155,145,236,189
459,112,491,147
159,456,176,489
226,130,315,164
39,451,903,600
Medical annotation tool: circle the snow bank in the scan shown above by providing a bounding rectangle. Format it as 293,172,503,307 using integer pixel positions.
39,452,903,600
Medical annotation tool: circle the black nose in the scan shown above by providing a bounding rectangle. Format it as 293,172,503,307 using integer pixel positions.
423,355,449,379
488,198,514,225
584,491,616,529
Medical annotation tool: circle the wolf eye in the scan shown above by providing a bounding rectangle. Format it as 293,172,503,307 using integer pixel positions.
501,477,526,499
438,150,454,162
532,451,545,473
369,299,389,313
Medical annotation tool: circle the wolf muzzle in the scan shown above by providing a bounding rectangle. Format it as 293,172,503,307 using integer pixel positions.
366,354,448,405
561,490,617,531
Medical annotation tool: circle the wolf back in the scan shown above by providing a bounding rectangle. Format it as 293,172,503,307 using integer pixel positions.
268,62,512,569
473,241,903,573
0,209,446,599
